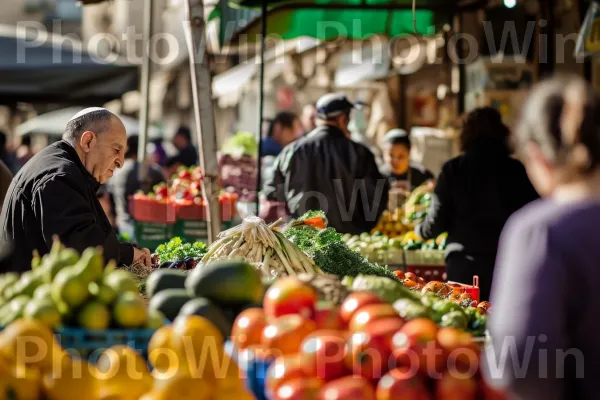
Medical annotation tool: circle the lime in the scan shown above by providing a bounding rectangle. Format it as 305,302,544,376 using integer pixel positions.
23,299,62,328
145,309,165,330
77,301,110,330
113,292,148,328
104,270,138,294
52,269,88,308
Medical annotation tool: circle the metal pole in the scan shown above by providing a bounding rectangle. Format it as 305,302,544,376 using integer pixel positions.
138,0,153,182
183,0,222,243
255,0,267,214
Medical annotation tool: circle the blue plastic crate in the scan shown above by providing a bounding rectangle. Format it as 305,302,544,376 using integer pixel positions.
225,341,273,400
55,327,156,363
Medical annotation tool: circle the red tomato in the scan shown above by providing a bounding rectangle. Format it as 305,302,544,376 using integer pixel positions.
178,169,192,180
231,308,268,350
436,328,479,371
154,185,169,198
446,283,466,295
404,272,418,282
396,318,438,343
349,303,398,332
262,314,316,356
393,270,405,280
435,372,477,400
376,367,430,400
391,319,444,377
301,330,347,382
313,306,345,331
364,317,405,345
266,354,317,396
340,292,383,324
275,378,322,400
317,376,376,400
263,277,318,319
346,331,392,382
477,301,491,314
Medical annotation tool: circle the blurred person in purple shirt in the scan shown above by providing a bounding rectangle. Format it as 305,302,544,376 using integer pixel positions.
484,76,600,399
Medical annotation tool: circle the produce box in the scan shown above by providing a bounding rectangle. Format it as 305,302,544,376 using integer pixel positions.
56,327,155,363
404,250,445,266
176,196,238,222
172,219,234,243
130,197,176,223
135,221,174,250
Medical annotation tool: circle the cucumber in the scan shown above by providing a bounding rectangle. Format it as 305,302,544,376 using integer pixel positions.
145,269,187,298
148,289,191,321
178,297,232,338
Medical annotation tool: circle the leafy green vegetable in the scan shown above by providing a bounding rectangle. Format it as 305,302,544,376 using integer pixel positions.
155,237,207,262
352,275,419,303
283,224,398,281
221,131,258,158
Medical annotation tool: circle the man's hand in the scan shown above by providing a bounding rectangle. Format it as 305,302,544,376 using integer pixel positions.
133,247,152,267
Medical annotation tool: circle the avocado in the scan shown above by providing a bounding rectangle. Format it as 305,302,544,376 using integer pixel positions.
185,260,263,305
178,297,232,338
148,289,192,321
145,269,188,298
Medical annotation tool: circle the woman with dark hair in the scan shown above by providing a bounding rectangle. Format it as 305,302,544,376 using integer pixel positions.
381,128,434,191
416,107,538,300
262,111,304,157
484,77,600,400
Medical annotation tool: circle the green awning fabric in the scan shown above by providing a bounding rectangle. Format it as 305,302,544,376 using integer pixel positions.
223,0,451,43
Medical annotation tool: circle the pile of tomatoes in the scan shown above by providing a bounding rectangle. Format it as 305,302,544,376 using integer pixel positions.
131,166,238,221
395,270,491,313
230,277,505,400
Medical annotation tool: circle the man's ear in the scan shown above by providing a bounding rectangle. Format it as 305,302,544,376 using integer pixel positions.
79,131,96,153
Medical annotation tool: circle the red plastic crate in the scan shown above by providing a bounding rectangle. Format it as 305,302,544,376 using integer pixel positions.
129,197,176,223
175,195,238,221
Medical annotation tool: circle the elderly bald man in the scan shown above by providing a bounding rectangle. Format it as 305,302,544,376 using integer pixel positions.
0,108,152,273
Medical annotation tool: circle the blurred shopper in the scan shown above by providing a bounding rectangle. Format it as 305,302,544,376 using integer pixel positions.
262,111,304,157
149,138,168,166
381,129,434,191
16,135,34,168
416,107,538,300
263,93,388,234
0,108,152,272
107,135,164,239
168,126,198,167
300,104,317,134
0,160,12,211
0,131,17,174
485,76,600,400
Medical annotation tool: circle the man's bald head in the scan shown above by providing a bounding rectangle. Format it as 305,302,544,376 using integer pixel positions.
64,107,127,184
63,108,120,144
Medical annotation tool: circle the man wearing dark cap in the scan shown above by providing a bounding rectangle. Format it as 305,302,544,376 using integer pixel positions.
263,93,388,234
0,108,152,272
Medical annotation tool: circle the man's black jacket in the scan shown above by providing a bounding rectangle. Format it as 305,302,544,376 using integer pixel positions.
0,140,134,272
263,125,388,234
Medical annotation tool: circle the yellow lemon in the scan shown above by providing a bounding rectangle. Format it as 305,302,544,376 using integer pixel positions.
95,345,152,400
42,357,99,400
171,316,224,378
0,319,62,372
